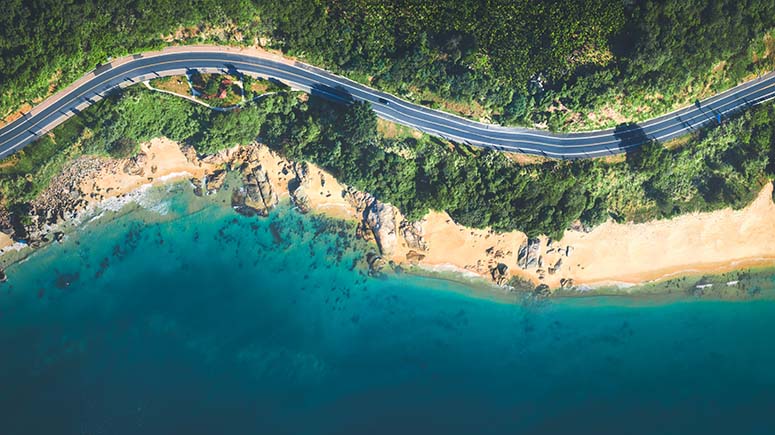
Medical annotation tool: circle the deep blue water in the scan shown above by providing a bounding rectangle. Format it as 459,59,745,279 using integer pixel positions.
2,184,775,434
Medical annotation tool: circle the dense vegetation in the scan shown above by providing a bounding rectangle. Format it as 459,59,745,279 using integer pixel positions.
258,0,775,129
3,0,775,237
0,0,259,118
5,0,774,133
3,88,773,239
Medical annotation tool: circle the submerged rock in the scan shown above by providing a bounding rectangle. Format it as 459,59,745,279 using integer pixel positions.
190,177,204,197
206,170,227,194
366,252,387,276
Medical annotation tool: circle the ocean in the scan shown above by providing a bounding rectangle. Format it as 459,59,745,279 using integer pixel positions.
1,182,775,435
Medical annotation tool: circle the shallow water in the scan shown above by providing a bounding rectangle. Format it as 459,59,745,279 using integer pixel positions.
2,184,775,434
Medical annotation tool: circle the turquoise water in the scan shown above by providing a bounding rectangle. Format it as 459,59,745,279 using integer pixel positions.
2,184,775,434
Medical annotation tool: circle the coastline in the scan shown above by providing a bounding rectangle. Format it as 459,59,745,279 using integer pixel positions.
2,137,775,296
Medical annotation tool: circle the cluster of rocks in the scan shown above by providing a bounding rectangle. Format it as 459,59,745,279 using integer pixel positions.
191,169,227,197
231,165,278,217
400,220,427,264
517,238,541,269
288,162,311,213
21,156,111,245
224,147,279,217
122,152,147,176
490,262,510,286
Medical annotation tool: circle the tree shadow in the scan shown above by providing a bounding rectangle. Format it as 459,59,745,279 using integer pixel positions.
613,122,650,155
310,83,354,105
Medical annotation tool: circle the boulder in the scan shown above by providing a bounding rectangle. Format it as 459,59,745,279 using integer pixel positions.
365,201,398,255
548,258,563,275
400,220,427,251
405,250,426,264
190,177,203,196
490,262,510,286
290,185,311,214
206,170,227,194
518,237,541,269
122,152,147,176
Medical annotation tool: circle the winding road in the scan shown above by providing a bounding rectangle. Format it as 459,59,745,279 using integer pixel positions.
2,46,775,160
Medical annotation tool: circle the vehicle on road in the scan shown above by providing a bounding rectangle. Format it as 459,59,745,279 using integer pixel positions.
378,97,389,105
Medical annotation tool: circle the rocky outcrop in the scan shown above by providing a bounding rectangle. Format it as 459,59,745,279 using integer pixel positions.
23,156,110,243
288,162,311,213
400,220,427,251
365,201,398,256
517,238,541,269
405,250,426,263
206,170,227,194
0,207,14,238
232,165,278,217
122,152,147,176
490,262,510,286
344,187,374,213
366,252,387,276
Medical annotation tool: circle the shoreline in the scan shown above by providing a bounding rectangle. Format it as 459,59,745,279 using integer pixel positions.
3,138,775,297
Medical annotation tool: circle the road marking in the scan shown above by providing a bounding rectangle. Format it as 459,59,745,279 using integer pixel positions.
3,51,775,159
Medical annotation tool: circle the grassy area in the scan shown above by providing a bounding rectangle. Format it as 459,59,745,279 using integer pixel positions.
149,75,191,96
190,73,243,107
376,119,422,140
0,117,88,205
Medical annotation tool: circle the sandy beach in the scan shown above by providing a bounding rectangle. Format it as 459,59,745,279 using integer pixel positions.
4,137,775,290
80,137,213,200
559,183,775,287
387,183,775,289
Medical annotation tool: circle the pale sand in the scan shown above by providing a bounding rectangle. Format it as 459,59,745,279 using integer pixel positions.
79,139,358,223
0,232,12,251
390,210,531,283
28,136,775,290
559,183,775,287
244,145,358,221
390,183,775,289
81,137,213,200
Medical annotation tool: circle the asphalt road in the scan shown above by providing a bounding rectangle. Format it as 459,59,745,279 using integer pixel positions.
2,49,775,160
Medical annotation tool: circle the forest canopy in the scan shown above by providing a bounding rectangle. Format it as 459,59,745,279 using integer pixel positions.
6,0,772,131
3,88,773,239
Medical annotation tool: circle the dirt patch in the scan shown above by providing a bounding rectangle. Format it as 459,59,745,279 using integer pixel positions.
504,152,551,166
149,75,190,96
0,103,33,127
376,119,423,140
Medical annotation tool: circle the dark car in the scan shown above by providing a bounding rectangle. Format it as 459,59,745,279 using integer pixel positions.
378,97,390,105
